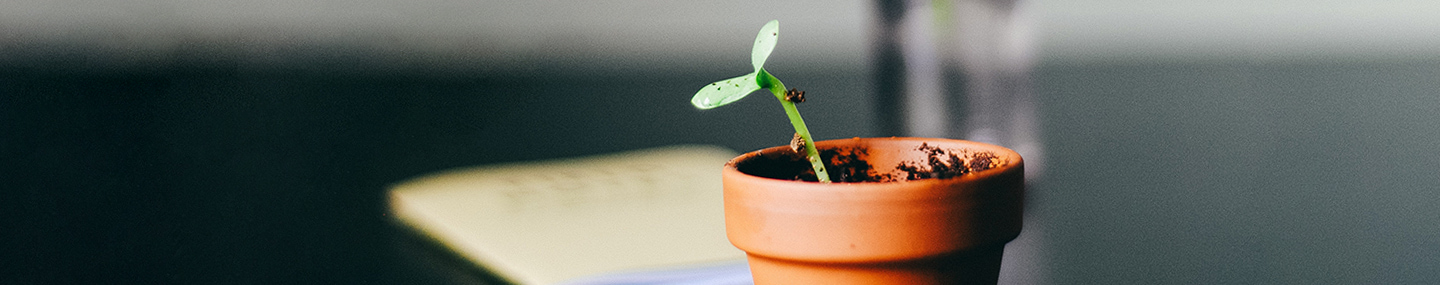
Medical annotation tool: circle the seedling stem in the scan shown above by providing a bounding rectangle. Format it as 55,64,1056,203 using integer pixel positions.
691,20,832,182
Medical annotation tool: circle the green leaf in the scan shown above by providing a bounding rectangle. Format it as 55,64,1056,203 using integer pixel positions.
691,72,761,109
751,20,779,71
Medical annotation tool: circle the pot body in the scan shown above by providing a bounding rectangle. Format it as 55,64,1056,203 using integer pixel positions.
723,137,1024,284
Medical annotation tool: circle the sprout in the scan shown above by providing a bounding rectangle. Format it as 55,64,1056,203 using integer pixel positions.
691,20,832,183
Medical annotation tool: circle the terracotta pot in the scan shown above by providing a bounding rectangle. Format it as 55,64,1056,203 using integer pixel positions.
723,137,1024,284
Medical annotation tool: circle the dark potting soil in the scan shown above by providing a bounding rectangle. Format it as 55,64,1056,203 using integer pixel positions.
735,143,1007,183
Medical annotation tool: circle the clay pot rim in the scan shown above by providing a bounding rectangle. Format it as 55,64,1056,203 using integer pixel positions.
722,137,1026,263
723,137,1024,189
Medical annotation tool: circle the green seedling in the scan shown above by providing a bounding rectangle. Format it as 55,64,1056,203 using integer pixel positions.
691,20,831,183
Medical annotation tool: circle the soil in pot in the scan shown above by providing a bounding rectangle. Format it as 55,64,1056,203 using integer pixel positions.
735,141,1009,183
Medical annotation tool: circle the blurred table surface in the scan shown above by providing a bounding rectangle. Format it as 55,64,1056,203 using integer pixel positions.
5,58,1438,284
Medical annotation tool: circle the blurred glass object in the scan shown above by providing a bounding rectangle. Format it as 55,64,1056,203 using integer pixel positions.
873,1,1045,284
873,0,1043,179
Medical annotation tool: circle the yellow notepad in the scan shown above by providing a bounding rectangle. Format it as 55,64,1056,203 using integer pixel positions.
389,145,746,285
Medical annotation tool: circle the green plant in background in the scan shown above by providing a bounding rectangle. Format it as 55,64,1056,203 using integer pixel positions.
691,20,831,183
